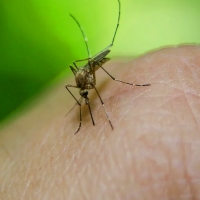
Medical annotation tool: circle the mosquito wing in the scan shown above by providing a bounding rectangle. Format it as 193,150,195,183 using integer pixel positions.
91,49,111,63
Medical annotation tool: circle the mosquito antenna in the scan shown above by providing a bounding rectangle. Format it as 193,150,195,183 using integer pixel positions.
70,14,91,58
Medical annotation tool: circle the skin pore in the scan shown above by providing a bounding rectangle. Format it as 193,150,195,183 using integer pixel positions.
0,45,200,200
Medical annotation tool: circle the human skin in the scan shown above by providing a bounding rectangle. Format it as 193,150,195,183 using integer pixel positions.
0,45,200,200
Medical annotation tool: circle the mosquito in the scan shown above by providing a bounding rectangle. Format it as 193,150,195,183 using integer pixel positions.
65,0,150,134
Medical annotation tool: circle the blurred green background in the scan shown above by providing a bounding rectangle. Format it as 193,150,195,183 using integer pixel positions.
0,0,200,124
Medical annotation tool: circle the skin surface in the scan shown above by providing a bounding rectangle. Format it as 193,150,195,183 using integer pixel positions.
0,45,200,200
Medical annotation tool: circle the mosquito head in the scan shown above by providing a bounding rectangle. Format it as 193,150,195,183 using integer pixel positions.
80,89,88,99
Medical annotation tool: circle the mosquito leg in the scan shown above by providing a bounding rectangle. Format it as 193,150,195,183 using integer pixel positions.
74,58,90,63
74,99,82,134
69,65,77,76
73,62,79,70
100,66,151,86
72,58,91,69
110,0,120,46
65,86,83,134
92,0,121,56
69,14,91,58
65,98,81,117
93,85,113,130
105,0,120,50
85,98,95,126
65,85,81,105
73,59,90,70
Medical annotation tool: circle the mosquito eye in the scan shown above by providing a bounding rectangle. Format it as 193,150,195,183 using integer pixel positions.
83,91,88,96
80,90,88,97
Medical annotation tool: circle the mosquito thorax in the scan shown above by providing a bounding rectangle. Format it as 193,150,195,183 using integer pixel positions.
75,68,86,85
75,67,95,89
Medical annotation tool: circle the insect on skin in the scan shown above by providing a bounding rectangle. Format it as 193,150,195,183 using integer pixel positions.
66,0,150,134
